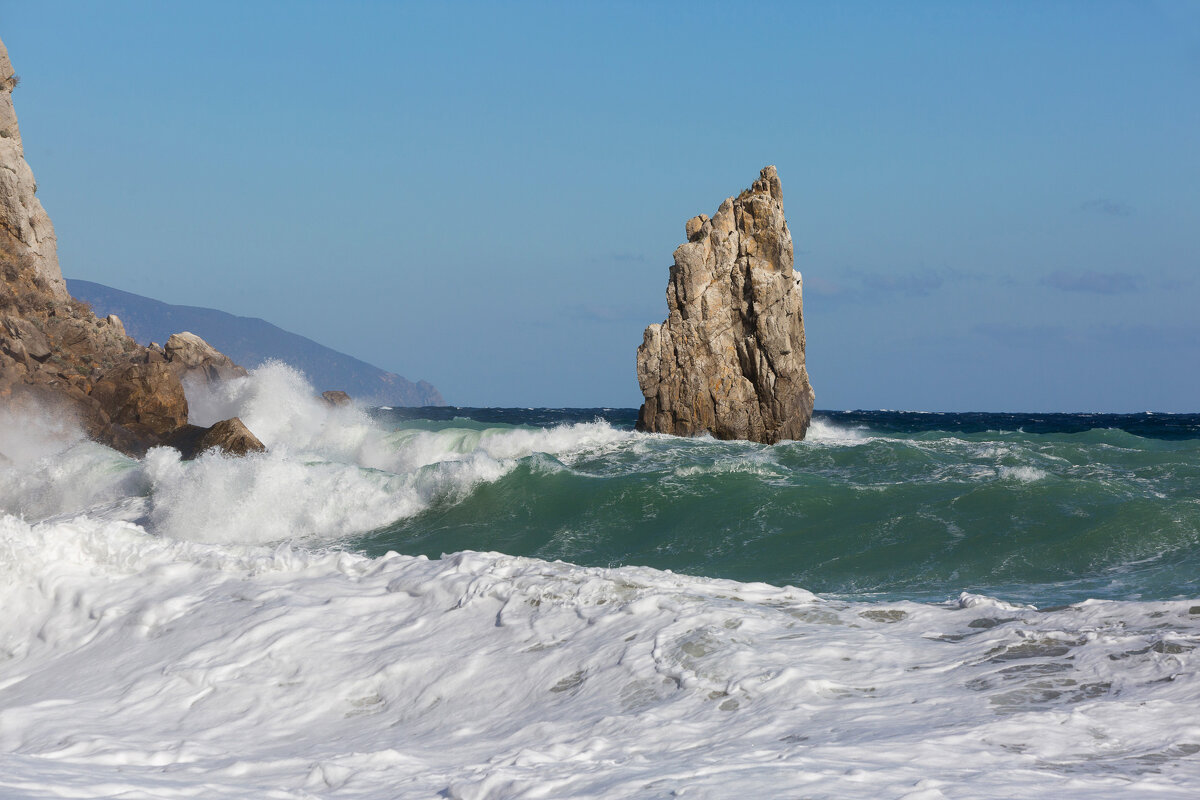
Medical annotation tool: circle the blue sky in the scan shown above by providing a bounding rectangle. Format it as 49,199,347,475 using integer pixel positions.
3,1,1198,410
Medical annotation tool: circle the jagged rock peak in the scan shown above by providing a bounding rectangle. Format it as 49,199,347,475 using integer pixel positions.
0,35,67,300
635,165,815,444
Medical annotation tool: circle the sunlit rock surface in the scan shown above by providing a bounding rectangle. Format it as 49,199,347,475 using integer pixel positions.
636,166,814,443
0,35,260,458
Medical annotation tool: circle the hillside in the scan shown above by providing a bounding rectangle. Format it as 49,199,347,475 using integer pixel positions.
68,279,444,407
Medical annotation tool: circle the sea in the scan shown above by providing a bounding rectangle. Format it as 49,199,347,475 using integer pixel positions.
2,361,1199,799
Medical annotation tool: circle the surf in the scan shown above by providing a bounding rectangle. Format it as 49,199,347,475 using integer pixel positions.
3,364,1200,797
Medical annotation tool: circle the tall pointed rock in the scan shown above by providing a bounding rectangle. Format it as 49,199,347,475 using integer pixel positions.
636,166,815,443
0,36,66,299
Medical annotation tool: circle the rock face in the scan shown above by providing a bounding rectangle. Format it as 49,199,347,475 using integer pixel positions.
163,331,248,385
0,39,65,300
165,417,265,459
0,35,260,459
89,361,189,436
197,417,265,456
636,166,814,444
321,390,352,407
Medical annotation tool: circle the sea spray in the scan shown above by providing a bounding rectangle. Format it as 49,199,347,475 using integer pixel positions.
1,363,643,544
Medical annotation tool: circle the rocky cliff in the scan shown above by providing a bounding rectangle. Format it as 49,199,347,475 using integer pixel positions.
636,166,814,443
0,35,261,458
0,39,64,301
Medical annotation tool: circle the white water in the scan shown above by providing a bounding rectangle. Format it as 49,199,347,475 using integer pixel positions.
3,365,1200,798
1,363,638,546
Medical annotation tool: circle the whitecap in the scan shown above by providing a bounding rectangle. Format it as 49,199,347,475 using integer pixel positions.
998,465,1049,483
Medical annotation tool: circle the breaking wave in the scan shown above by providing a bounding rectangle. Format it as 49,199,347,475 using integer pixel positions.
3,365,1200,796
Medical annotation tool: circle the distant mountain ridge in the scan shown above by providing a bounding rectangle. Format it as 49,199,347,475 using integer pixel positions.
68,279,444,407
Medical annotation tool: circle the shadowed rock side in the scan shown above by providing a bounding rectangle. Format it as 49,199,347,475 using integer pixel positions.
165,417,265,460
636,166,814,444
0,35,258,458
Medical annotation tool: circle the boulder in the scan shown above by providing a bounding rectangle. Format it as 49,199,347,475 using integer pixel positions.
165,417,265,459
1,315,51,361
164,331,248,384
635,165,815,443
197,417,265,457
321,389,352,407
104,314,126,338
88,361,188,437
0,36,261,461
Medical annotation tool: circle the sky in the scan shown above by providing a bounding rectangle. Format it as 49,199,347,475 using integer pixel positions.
2,1,1198,410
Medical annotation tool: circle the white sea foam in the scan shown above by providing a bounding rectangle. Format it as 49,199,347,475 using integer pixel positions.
673,457,781,478
0,407,143,523
2,512,1199,798
4,375,1200,797
802,418,870,444
999,464,1049,483
0,363,640,544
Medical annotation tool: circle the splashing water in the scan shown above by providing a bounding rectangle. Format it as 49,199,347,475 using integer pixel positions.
3,365,1200,797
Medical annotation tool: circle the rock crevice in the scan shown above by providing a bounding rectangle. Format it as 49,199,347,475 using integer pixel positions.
636,166,814,444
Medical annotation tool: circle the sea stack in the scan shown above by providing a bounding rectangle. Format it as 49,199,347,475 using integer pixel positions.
636,166,814,443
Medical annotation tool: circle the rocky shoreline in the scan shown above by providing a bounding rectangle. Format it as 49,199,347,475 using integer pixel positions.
0,35,262,458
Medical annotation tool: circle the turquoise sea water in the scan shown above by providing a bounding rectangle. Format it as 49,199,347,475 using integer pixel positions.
363,408,1200,606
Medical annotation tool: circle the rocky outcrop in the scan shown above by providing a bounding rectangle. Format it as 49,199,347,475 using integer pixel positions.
164,331,248,385
0,38,65,300
636,166,814,443
165,417,265,459
197,417,264,456
0,34,261,460
89,361,189,437
321,390,352,407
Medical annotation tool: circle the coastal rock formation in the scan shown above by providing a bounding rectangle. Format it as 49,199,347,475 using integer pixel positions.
0,39,65,300
0,34,260,459
89,361,189,437
165,417,265,459
163,331,248,385
196,417,264,456
636,166,814,443
321,390,352,407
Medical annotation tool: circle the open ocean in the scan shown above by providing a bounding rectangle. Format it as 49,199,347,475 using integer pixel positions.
3,362,1199,798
